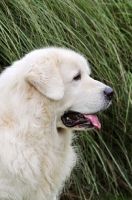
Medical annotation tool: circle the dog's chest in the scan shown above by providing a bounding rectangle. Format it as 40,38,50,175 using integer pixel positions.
0,132,76,200
32,130,76,188
12,132,76,199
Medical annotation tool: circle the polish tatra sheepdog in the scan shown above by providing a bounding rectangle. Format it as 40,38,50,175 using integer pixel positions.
0,47,114,200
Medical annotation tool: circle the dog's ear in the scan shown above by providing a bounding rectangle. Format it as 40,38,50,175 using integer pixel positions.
24,55,64,100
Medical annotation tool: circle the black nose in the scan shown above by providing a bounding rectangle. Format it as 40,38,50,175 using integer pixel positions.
104,86,114,100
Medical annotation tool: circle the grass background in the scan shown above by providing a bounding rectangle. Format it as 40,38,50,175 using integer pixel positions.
0,0,132,199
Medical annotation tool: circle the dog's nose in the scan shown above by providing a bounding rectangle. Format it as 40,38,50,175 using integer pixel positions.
104,86,114,100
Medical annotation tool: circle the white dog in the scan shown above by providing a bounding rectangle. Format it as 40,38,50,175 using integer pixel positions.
0,47,113,200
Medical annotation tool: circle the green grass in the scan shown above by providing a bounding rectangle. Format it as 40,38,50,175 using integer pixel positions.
0,0,132,199
101,196,131,200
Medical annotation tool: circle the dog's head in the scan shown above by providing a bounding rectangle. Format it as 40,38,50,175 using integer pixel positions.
24,47,114,130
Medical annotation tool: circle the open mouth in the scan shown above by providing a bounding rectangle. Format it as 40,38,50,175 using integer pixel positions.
61,110,101,129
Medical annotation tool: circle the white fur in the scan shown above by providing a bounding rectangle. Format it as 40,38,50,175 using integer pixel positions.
0,47,109,200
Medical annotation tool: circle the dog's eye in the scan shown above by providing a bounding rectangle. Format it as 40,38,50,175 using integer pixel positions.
73,73,81,81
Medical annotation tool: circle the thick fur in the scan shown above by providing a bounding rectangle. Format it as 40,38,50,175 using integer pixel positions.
0,47,111,200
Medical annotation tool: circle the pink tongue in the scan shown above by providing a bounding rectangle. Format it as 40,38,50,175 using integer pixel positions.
84,114,101,129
